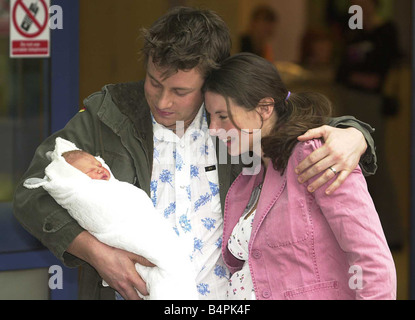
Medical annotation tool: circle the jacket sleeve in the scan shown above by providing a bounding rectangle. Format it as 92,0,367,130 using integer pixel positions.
327,116,377,176
300,140,397,300
13,106,100,268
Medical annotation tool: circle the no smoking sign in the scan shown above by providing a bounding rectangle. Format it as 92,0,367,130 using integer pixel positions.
10,0,50,58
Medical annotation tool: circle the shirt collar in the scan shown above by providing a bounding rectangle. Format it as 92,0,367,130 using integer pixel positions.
152,105,208,143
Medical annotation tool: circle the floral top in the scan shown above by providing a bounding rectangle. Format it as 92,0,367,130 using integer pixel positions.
226,183,262,300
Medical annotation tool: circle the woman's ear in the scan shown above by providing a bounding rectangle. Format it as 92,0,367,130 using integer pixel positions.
256,97,275,121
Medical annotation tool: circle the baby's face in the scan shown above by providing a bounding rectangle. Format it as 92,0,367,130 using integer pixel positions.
71,154,111,181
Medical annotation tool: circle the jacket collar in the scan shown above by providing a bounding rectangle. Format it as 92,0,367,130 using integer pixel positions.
251,164,287,240
224,162,287,243
152,104,207,143
97,81,154,171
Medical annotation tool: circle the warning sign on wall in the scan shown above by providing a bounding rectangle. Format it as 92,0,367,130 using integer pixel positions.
10,0,50,58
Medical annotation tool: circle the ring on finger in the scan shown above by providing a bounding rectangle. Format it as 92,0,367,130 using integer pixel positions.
329,166,337,175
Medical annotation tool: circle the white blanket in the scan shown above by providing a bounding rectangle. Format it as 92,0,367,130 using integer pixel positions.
24,137,198,300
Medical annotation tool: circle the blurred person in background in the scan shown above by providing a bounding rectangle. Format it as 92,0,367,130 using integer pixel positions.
335,0,404,249
239,5,278,62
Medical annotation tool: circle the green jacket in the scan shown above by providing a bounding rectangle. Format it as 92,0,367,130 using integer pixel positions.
13,81,377,300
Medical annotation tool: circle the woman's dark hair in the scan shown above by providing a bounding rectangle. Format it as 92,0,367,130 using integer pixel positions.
141,6,232,79
203,52,332,174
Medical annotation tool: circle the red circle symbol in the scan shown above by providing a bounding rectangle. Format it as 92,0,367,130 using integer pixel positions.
12,0,48,38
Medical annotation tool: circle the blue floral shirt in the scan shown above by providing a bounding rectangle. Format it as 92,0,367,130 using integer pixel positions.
150,106,230,299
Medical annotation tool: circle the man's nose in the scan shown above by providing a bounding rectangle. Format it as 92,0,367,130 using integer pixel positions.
157,90,174,110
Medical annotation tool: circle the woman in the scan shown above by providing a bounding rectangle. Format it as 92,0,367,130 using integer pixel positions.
203,53,396,300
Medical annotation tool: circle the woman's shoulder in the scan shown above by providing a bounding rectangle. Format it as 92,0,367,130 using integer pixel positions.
289,138,363,180
292,139,324,162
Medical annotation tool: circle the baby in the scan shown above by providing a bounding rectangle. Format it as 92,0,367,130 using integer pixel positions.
24,137,198,300
61,150,111,181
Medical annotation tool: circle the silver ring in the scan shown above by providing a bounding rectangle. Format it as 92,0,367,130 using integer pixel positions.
329,166,337,175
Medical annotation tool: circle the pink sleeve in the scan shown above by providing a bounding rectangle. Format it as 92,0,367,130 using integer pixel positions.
296,140,397,300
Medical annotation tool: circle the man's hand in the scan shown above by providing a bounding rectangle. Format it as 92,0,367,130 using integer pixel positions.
295,125,367,195
67,231,155,300
92,246,155,300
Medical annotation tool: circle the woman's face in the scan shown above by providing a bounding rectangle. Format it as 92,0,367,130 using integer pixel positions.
204,91,263,156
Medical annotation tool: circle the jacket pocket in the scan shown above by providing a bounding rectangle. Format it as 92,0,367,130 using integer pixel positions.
43,209,75,233
264,199,309,247
284,280,339,300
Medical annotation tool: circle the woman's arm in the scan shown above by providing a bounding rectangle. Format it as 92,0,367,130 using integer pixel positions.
299,140,396,300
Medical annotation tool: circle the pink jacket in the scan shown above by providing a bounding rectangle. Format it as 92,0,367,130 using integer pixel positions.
222,140,396,300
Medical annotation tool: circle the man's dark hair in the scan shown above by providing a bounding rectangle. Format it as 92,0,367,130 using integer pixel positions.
141,6,232,79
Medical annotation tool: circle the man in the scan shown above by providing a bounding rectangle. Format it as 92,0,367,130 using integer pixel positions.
14,7,375,300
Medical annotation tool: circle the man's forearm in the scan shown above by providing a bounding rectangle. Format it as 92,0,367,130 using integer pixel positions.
66,231,107,267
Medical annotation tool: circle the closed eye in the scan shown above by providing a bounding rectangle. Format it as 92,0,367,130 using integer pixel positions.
151,80,162,88
174,89,190,97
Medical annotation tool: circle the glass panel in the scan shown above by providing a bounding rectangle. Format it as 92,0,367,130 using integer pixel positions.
0,268,50,300
0,0,49,202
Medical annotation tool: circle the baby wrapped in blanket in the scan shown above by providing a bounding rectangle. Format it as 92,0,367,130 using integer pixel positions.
23,137,198,300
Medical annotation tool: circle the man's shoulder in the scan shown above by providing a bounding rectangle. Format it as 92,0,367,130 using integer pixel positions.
107,81,145,100
83,81,145,104
81,81,148,116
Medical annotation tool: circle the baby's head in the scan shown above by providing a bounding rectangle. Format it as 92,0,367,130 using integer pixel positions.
62,150,111,181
